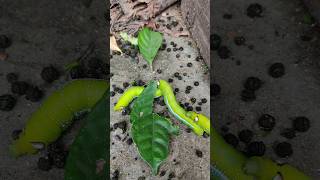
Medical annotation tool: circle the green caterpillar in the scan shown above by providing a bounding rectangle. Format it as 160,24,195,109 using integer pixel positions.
211,127,310,179
10,79,108,157
114,79,210,136
114,80,310,179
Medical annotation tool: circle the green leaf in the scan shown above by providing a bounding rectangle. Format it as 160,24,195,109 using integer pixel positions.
130,80,157,123
138,27,163,70
64,91,109,180
130,81,179,175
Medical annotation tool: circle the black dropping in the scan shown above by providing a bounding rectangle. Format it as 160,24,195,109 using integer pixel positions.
143,64,147,69
0,94,16,111
174,72,180,77
177,76,182,80
238,129,253,143
166,48,171,52
186,86,192,91
174,88,179,93
41,66,60,83
185,89,190,94
293,116,310,132
51,151,68,168
247,141,266,156
37,157,52,171
201,98,207,104
269,63,285,78
258,114,276,131
223,13,233,19
194,81,199,86
0,35,11,49
121,107,130,116
241,89,256,102
187,62,193,67
274,142,293,158
186,106,193,111
195,106,202,112
110,91,116,97
224,133,239,147
217,46,231,59
159,170,166,176
195,149,203,158
6,73,18,83
112,169,120,180
11,129,22,140
179,47,183,51
247,3,263,18
137,80,145,86
156,69,162,74
126,138,133,145
11,81,29,95
210,34,221,50
234,36,246,46
168,172,175,179
244,77,262,91
168,78,173,83
113,121,127,133
26,86,43,102
190,98,196,104
211,83,221,96
280,128,296,139
123,82,130,88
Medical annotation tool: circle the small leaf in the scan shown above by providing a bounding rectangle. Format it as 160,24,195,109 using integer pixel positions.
110,36,122,53
130,81,178,175
132,113,179,175
138,27,163,70
120,32,138,46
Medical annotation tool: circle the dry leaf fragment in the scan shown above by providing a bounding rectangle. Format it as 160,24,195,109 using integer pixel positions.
110,36,122,53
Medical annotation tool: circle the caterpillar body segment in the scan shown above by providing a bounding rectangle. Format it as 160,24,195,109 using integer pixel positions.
211,128,254,180
158,80,204,135
114,86,162,111
186,111,210,135
244,157,311,180
10,79,108,157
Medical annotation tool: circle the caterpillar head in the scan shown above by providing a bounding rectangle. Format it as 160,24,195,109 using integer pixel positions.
186,111,210,135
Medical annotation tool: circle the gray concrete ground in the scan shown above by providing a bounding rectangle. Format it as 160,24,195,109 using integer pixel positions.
110,35,210,179
212,0,320,178
0,0,107,179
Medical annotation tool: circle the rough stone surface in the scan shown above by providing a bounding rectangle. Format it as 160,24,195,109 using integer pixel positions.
0,0,107,179
212,0,320,178
110,35,210,179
